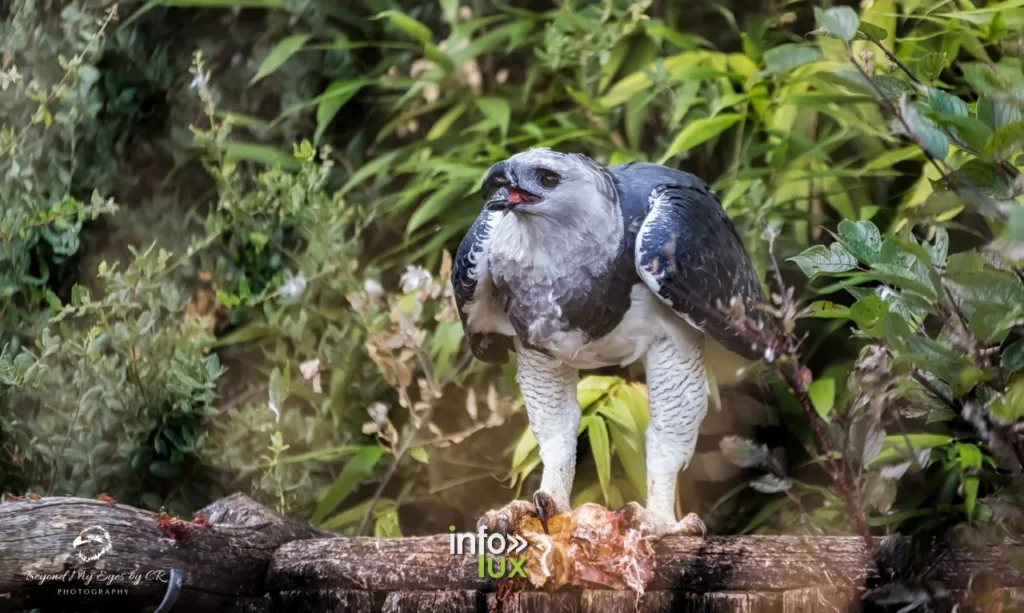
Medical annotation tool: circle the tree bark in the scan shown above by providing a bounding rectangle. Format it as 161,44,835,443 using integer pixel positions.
0,494,330,611
2,495,1023,613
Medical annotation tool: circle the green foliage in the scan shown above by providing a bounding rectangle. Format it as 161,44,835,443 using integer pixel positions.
1,0,1022,551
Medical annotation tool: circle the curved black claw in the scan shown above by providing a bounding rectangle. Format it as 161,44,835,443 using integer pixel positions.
477,500,537,537
534,491,550,535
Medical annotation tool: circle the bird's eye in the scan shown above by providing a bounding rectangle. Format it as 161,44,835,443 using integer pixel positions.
539,171,559,188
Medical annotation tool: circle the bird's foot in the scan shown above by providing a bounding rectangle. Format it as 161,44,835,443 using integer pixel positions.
616,502,706,538
477,491,564,535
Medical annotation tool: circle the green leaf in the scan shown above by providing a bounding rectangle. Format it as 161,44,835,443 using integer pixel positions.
867,434,951,467
409,447,428,463
374,10,433,43
789,243,858,277
251,35,310,83
955,159,1014,198
865,146,922,170
475,97,511,138
338,151,400,197
44,290,62,310
510,428,539,473
608,423,645,500
906,103,949,160
374,504,403,537
426,102,468,141
311,446,385,526
939,116,993,152
1002,338,1024,372
984,119,1024,159
149,461,182,479
947,269,1024,308
315,80,368,143
208,323,271,348
595,395,637,434
586,416,612,504
424,43,456,73
850,294,888,333
124,0,285,26
763,45,824,74
978,97,1022,132
964,475,979,521
857,21,889,40
872,75,916,99
659,114,742,163
815,6,860,42
836,219,882,264
406,181,469,234
917,52,947,82
925,226,949,269
806,300,851,319
223,142,300,169
578,375,620,409
808,377,836,420
237,276,251,301
958,443,983,470
928,88,968,119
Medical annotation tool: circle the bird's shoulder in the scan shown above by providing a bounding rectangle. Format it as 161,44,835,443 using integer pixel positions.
614,164,769,360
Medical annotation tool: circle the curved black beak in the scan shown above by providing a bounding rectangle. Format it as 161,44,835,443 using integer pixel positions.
483,162,513,211
483,161,509,193
482,161,538,212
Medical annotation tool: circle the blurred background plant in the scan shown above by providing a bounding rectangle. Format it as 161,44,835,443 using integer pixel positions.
1,0,1022,569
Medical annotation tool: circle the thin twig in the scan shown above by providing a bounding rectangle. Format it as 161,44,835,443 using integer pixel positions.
911,369,957,413
780,362,876,556
889,403,925,475
357,407,433,536
863,33,921,85
742,236,876,555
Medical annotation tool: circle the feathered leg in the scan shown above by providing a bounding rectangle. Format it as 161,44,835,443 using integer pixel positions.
478,346,580,532
621,332,709,537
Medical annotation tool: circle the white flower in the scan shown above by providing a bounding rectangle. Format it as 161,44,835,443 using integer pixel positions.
400,265,431,294
280,273,307,301
189,69,210,93
364,278,384,300
368,402,390,426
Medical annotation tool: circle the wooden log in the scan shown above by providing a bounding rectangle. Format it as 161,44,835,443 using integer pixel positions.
380,590,485,613
4,494,1024,612
268,534,1024,593
580,590,783,613
0,494,330,611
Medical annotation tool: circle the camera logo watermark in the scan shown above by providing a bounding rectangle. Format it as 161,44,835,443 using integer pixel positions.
72,526,112,562
448,525,529,579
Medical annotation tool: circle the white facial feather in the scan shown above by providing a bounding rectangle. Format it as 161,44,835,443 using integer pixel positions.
487,149,622,281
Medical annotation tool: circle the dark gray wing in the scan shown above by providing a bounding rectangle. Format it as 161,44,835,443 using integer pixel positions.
452,209,513,364
625,167,769,360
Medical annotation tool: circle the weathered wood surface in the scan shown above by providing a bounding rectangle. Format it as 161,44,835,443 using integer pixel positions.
3,494,1023,612
0,494,330,611
269,534,1023,592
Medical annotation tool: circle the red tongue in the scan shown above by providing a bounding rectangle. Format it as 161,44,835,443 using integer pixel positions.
507,188,528,203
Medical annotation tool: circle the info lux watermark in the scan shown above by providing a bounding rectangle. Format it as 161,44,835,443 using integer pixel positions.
448,525,529,579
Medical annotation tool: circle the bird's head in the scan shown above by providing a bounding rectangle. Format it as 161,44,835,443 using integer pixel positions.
482,148,616,222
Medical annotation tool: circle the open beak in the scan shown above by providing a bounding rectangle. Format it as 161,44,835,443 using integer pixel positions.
73,535,89,548
482,162,540,212
485,187,540,212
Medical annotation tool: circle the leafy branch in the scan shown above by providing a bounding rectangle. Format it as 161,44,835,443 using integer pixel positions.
726,231,876,556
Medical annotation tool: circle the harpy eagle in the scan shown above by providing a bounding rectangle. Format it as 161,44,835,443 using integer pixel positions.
451,148,770,536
